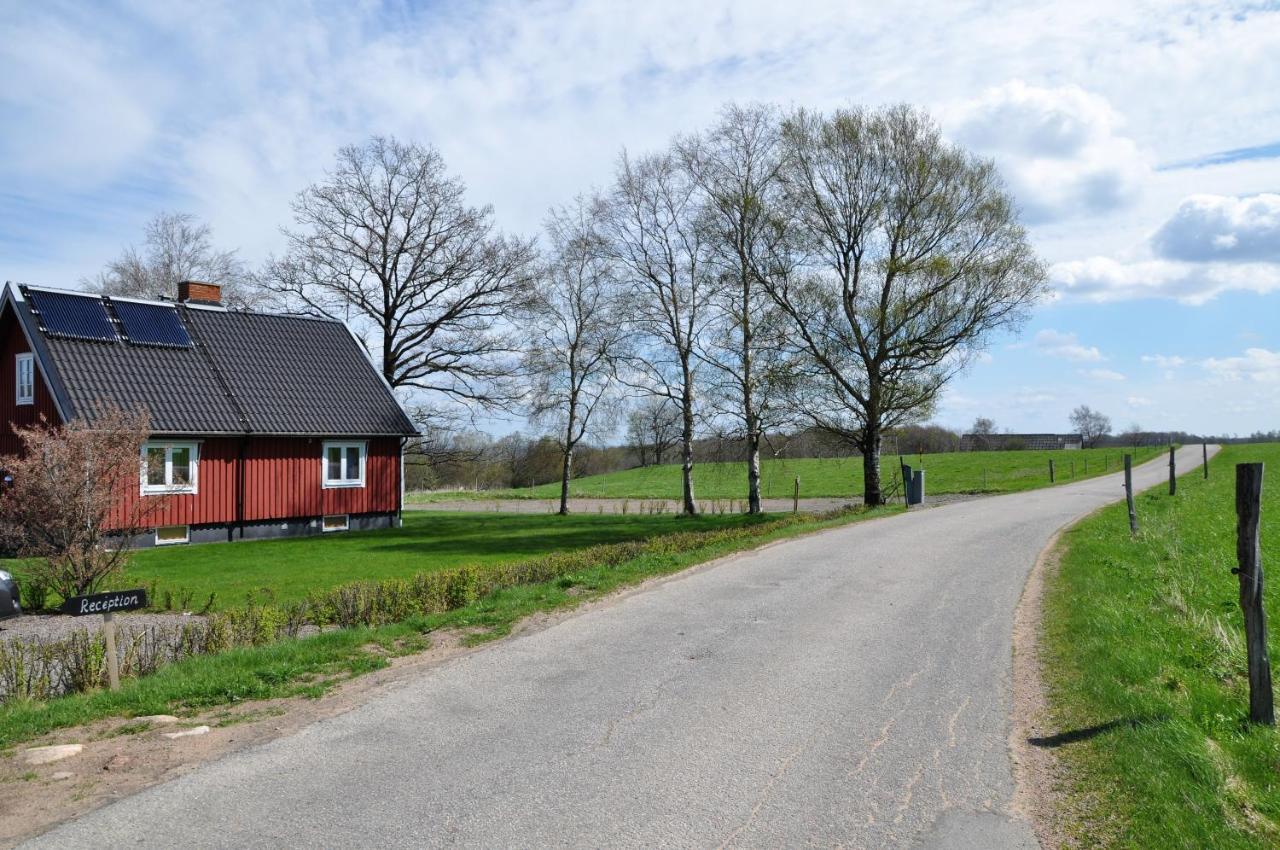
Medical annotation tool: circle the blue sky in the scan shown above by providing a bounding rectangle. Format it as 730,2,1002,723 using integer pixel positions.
2,0,1278,436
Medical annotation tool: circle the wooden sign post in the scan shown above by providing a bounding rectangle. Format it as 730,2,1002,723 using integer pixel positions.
61,588,148,691
793,476,800,514
1235,463,1272,725
1124,454,1138,535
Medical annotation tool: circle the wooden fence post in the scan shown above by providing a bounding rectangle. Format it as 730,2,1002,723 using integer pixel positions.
1203,442,1209,479
1049,459,1055,483
793,476,800,514
1169,445,1177,496
1235,462,1273,725
1124,454,1138,535
103,611,120,691
1071,460,1076,479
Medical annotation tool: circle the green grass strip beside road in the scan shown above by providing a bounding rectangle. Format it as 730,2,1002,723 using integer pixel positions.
409,445,1165,503
1041,443,1280,848
0,504,896,749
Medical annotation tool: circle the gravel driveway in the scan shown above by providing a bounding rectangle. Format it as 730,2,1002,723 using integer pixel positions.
408,492,982,514
0,612,203,644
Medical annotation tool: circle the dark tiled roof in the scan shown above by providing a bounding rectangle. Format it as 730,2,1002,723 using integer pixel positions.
11,287,417,437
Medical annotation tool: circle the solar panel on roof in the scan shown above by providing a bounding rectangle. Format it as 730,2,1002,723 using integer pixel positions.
111,300,193,348
26,289,118,342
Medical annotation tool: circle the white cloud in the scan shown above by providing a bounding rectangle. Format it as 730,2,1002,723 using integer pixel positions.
1203,348,1280,384
1051,256,1280,304
1152,193,1280,263
946,81,1149,223
1035,329,1103,362
1126,396,1153,407
1084,368,1126,382
1141,354,1186,368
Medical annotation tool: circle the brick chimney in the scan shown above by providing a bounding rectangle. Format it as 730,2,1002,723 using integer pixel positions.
178,280,222,306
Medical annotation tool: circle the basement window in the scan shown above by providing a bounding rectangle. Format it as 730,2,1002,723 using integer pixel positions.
155,525,190,546
322,514,350,533
322,441,366,488
141,441,199,495
15,353,33,406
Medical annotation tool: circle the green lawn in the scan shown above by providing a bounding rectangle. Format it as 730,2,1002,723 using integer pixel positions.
121,511,764,609
410,445,1167,503
1042,443,1280,847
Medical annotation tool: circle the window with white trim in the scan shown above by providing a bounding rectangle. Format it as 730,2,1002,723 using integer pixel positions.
322,514,350,532
322,441,366,488
141,441,199,494
15,353,33,406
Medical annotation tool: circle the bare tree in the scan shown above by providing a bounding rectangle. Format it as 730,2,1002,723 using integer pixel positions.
969,416,996,450
679,103,797,514
524,199,626,514
765,105,1047,505
626,396,681,467
1070,405,1112,448
264,136,536,410
87,212,261,308
601,150,712,515
0,409,160,599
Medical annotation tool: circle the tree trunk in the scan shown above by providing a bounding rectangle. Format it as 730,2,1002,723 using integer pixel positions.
558,447,573,515
746,428,762,515
559,397,577,516
680,373,697,516
862,426,883,506
741,268,761,515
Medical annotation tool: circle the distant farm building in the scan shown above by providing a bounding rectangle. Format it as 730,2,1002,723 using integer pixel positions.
960,433,1084,451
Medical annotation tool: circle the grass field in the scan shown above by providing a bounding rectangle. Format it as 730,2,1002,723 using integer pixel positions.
409,445,1167,503
114,512,767,609
1042,442,1280,847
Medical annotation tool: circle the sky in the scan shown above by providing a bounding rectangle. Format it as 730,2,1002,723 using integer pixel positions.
2,0,1278,437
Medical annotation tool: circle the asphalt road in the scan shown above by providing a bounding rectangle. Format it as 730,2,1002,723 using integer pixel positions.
27,446,1211,849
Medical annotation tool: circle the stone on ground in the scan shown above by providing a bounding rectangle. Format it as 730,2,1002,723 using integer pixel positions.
161,725,210,740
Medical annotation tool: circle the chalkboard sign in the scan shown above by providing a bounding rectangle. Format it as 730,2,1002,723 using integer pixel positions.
61,588,148,616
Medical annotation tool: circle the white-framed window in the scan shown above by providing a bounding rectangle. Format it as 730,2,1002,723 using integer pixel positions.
141,441,199,495
155,525,190,545
15,353,33,406
322,514,350,532
322,441,366,488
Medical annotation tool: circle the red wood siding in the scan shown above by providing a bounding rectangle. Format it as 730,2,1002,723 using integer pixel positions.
111,436,400,530
0,304,63,454
242,436,400,521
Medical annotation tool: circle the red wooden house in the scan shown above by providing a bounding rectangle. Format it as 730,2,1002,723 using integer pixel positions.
0,280,417,546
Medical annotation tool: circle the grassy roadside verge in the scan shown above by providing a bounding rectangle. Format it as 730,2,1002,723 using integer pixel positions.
1040,443,1280,847
0,503,896,749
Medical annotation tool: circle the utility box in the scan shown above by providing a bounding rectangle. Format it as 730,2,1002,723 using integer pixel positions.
902,467,925,506
912,469,925,505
